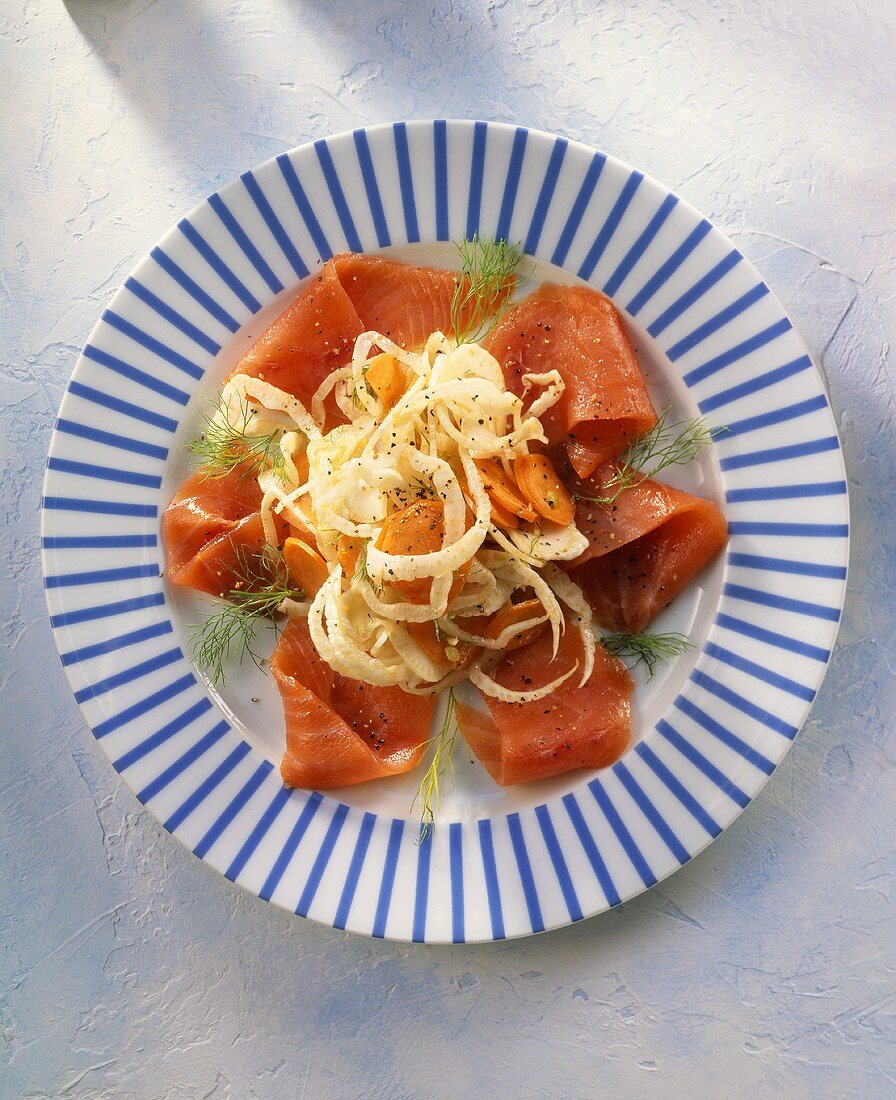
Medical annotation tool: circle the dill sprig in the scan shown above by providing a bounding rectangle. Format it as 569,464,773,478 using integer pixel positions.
412,688,459,842
575,407,722,506
190,545,302,684
450,234,524,345
189,393,286,479
600,631,693,679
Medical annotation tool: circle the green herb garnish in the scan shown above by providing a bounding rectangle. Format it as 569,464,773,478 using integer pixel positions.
190,545,302,685
189,393,285,479
450,234,525,345
412,688,459,842
600,631,693,678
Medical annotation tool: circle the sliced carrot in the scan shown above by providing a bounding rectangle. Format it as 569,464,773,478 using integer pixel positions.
476,458,538,523
487,495,520,529
336,534,362,577
283,537,329,597
514,454,576,525
365,353,406,411
408,621,479,669
376,500,471,603
483,597,548,650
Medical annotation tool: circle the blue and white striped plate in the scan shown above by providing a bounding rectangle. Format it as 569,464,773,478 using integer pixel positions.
41,121,848,942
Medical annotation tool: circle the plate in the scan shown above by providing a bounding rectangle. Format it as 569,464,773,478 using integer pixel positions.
41,121,849,942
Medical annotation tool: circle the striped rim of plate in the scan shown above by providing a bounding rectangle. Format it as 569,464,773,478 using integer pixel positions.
41,121,848,942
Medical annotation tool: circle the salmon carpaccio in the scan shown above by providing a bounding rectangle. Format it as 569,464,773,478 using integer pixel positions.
163,463,285,596
227,253,504,408
566,463,728,634
483,283,657,478
272,620,435,788
456,625,633,786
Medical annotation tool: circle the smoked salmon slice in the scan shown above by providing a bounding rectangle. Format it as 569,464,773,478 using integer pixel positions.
483,283,657,478
228,253,510,406
567,464,728,633
272,620,435,788
163,463,279,596
456,625,633,785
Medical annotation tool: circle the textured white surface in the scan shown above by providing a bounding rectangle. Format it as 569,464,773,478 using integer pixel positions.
2,0,894,1095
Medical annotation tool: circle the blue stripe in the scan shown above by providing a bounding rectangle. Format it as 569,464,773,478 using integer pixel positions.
495,127,527,240
314,140,363,252
683,318,792,385
465,121,488,240
477,820,505,940
715,612,831,662
675,695,776,773
68,380,179,433
433,120,449,240
74,647,182,704
657,719,750,808
372,819,404,938
47,457,161,489
82,344,190,405
241,170,309,278
50,591,164,628
627,219,712,316
43,533,158,550
42,496,157,518
60,620,173,667
562,793,620,906
165,741,251,831
449,822,465,943
506,813,544,933
178,219,261,312
551,153,605,267
724,395,828,437
727,481,847,502
353,129,391,248
138,719,231,803
588,779,656,887
335,812,376,931
705,641,815,702
523,137,566,255
124,277,221,355
691,669,799,739
699,355,811,413
411,830,433,942
392,122,420,243
193,760,274,858
208,192,284,295
729,520,848,538
151,246,240,332
296,803,350,917
647,250,741,337
258,792,324,901
724,582,841,621
578,170,643,281
225,785,292,881
635,743,721,838
721,436,839,471
276,153,332,260
113,698,212,771
102,309,204,380
727,552,846,580
45,562,160,589
94,674,195,738
534,805,583,921
55,419,169,461
603,192,678,297
667,283,769,360
613,762,690,864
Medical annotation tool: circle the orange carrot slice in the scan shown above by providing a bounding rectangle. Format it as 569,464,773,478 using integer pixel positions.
514,454,576,525
336,534,362,577
365,353,406,410
283,537,329,596
408,621,479,668
483,598,548,650
476,458,537,523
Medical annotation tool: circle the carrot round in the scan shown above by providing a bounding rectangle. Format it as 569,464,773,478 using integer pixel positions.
365,353,406,410
483,598,548,650
408,621,479,668
476,459,537,523
336,534,362,577
375,500,470,603
283,537,329,596
514,454,576,525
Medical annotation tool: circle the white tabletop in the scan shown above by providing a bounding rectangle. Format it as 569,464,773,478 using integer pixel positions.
3,1,894,1095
